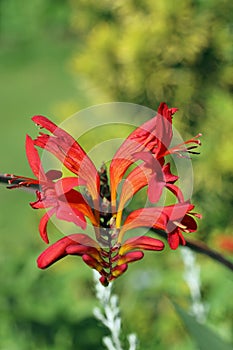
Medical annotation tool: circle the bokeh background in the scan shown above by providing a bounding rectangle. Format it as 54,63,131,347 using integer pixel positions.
0,1,232,349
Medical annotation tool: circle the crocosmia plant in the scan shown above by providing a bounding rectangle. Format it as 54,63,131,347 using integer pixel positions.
6,102,201,286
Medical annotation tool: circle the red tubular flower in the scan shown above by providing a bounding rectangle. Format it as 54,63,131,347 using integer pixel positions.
7,102,201,286
32,115,100,205
8,135,97,243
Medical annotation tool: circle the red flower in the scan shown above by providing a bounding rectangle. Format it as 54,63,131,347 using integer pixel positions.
7,102,201,285
8,135,97,243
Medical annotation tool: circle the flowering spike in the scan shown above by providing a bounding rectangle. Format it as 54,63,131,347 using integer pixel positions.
6,102,201,285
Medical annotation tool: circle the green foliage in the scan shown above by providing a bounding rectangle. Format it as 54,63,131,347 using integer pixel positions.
174,303,232,350
0,1,233,349
68,1,233,347
71,0,232,110
70,0,233,241
0,0,72,47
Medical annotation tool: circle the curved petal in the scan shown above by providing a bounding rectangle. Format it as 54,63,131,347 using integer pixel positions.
109,113,159,204
82,254,104,273
66,245,101,261
156,102,177,157
25,135,47,181
118,207,168,243
119,236,164,254
165,183,184,202
162,202,194,222
64,189,98,226
117,165,150,213
147,174,165,203
56,202,87,229
163,163,179,183
111,263,128,278
37,233,100,269
109,138,145,205
110,103,177,204
32,116,100,202
39,207,56,243
168,229,186,250
37,235,74,269
117,251,144,265
133,151,165,203
32,115,58,133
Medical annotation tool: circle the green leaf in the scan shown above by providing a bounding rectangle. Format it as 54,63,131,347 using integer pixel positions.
174,303,232,350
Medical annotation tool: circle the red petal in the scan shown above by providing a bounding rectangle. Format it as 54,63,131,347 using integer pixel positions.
55,177,80,196
82,254,103,272
133,151,155,165
117,251,144,265
37,236,74,269
110,115,159,203
148,174,165,203
120,236,164,254
68,233,100,248
37,234,100,269
168,229,186,249
64,190,98,225
66,245,101,261
39,207,56,243
25,135,46,181
111,263,128,278
162,202,194,222
32,116,100,202
163,163,179,183
155,102,175,157
32,115,58,133
110,103,177,203
56,202,87,229
133,151,165,203
117,165,150,212
166,184,184,202
118,207,167,242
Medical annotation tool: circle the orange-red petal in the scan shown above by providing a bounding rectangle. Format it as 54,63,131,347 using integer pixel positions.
39,207,56,243
119,236,164,255
118,207,167,242
37,233,100,269
32,115,100,202
25,135,47,181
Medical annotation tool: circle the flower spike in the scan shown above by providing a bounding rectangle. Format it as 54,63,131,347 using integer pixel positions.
6,103,201,285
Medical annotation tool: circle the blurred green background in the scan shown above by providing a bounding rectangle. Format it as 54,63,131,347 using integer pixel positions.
0,1,232,349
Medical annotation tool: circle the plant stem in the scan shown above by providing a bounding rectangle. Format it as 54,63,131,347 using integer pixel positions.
151,228,233,272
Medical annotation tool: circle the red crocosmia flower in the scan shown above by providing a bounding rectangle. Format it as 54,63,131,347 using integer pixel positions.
32,115,100,207
8,135,96,244
109,103,177,207
7,102,201,286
